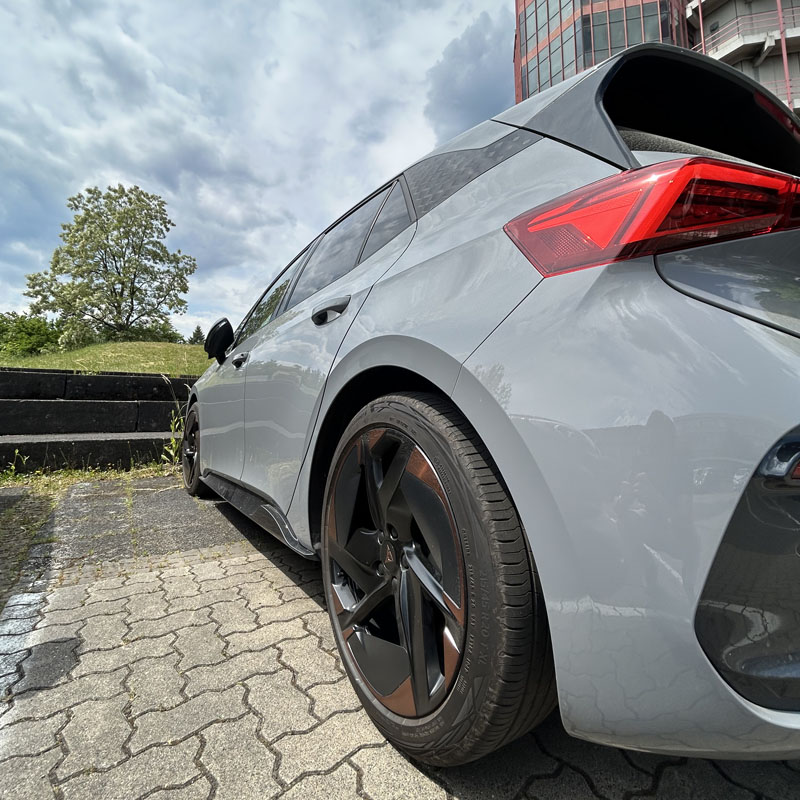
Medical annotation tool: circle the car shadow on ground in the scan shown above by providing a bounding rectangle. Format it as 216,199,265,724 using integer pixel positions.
213,500,800,800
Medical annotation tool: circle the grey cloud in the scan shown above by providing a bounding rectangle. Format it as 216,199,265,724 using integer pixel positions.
424,9,516,144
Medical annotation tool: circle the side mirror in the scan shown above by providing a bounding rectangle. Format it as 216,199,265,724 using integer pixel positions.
204,318,234,365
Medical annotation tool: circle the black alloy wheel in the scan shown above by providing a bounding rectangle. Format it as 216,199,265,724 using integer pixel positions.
322,393,556,766
326,424,466,718
182,407,213,498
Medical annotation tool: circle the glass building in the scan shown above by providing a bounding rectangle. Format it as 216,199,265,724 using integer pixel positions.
514,0,690,101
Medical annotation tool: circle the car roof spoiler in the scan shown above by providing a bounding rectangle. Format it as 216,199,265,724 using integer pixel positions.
494,43,800,176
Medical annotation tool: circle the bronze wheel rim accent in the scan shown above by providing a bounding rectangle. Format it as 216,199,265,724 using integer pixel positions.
326,426,466,718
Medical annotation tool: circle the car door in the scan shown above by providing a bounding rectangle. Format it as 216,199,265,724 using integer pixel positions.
200,249,309,481
240,180,416,509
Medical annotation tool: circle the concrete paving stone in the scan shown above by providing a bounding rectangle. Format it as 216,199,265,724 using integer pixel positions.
534,716,653,797
38,597,128,627
226,619,307,656
89,575,128,592
239,580,283,610
301,610,337,652
57,694,130,778
275,709,384,783
191,562,227,581
148,776,213,799
224,561,269,577
0,650,26,677
0,671,18,701
434,733,559,799
171,589,241,613
196,572,265,594
130,685,245,753
0,711,66,760
4,592,47,607
185,649,279,697
713,760,800,800
162,577,201,600
42,585,88,612
127,590,169,622
0,614,38,636
353,745,448,800
87,580,158,604
73,633,173,677
78,611,128,652
129,652,185,716
201,712,279,799
210,600,258,636
16,638,81,692
176,621,225,671
0,746,60,800
256,597,321,625
526,765,602,800
0,667,127,726
0,622,82,656
159,565,194,579
127,608,210,640
653,760,756,799
246,670,316,741
307,677,362,720
279,584,320,603
60,737,201,800
0,603,41,621
279,636,341,689
281,762,360,800
126,570,161,585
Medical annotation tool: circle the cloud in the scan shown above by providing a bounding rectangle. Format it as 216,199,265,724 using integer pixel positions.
424,9,516,143
0,0,515,332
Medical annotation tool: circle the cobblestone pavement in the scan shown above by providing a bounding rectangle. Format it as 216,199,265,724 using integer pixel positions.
1,477,799,799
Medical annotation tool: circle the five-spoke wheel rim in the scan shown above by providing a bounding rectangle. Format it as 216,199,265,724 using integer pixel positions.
182,413,199,487
325,426,466,718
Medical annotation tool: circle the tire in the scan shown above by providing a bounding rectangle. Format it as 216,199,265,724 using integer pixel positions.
321,392,555,766
182,406,215,498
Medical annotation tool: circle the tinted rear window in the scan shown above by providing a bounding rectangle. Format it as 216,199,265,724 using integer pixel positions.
404,128,540,217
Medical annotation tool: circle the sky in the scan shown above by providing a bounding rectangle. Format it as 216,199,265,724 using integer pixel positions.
0,0,516,337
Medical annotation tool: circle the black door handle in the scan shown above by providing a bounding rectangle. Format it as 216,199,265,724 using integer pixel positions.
311,295,351,326
231,352,249,368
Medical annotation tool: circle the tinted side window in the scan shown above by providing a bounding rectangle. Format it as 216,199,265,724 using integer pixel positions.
404,128,540,218
237,254,304,342
286,188,389,310
359,182,412,264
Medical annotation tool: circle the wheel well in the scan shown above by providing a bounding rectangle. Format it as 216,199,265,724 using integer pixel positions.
307,366,442,547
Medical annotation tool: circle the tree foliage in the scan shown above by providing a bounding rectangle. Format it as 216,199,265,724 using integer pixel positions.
187,325,205,345
26,185,196,342
0,312,61,356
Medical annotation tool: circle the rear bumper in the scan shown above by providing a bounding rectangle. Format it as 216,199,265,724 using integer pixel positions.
455,257,800,757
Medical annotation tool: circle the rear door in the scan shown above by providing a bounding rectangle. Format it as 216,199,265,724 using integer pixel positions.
240,180,416,508
200,249,309,481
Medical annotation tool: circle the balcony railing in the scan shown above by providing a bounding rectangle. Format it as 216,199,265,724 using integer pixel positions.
758,77,799,103
692,8,800,54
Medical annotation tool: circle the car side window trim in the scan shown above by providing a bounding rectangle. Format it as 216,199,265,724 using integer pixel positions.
283,182,395,310
274,234,324,319
354,181,396,266
232,243,314,348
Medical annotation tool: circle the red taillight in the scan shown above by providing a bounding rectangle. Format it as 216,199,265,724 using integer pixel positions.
504,158,800,277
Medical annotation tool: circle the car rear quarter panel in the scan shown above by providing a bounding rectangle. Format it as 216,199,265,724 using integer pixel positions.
455,257,800,756
286,137,617,543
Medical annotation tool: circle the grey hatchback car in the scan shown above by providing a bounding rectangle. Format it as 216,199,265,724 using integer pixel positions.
184,44,800,765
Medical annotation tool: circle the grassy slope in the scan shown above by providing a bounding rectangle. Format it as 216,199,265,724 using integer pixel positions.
0,341,209,377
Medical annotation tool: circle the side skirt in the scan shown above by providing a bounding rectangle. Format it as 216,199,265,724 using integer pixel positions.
202,472,317,560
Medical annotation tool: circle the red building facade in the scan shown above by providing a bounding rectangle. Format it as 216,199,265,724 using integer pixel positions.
514,0,690,101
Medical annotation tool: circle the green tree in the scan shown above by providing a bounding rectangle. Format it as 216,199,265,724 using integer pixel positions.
187,324,204,345
0,312,61,356
26,185,197,344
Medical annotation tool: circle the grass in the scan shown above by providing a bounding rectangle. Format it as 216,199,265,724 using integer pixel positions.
0,341,209,376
